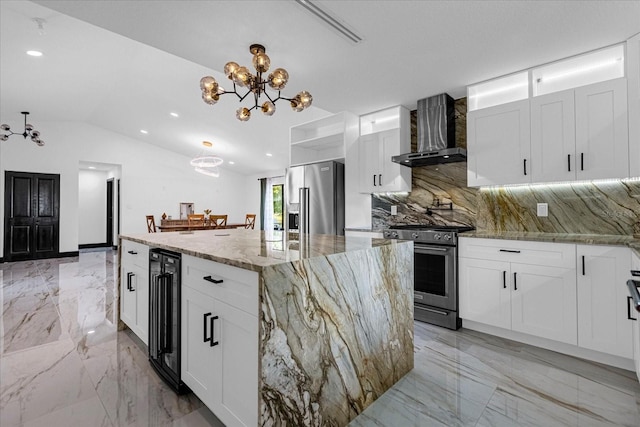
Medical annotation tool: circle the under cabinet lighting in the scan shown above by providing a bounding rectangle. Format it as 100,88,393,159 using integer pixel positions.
538,58,623,83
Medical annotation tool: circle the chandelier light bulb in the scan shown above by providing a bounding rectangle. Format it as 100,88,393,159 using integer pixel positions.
1,124,10,131
236,107,251,121
200,76,217,91
291,96,304,112
0,135,8,141
298,91,313,108
232,66,252,87
268,68,289,90
252,51,270,73
224,62,239,79
262,101,276,116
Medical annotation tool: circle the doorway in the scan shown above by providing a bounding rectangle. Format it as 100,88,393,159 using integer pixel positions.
3,171,60,261
106,178,114,247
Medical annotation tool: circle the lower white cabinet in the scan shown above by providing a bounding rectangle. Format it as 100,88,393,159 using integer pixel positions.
460,238,637,363
120,240,149,344
181,255,258,427
631,250,640,381
577,245,633,359
459,242,577,345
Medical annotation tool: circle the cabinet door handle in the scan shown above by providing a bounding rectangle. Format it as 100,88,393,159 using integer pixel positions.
499,249,521,253
631,270,640,277
378,174,382,186
203,312,212,343
127,250,137,255
580,153,584,171
513,272,517,290
628,297,637,321
567,154,571,172
203,275,223,284
582,256,585,276
373,174,377,187
210,315,219,347
127,272,135,291
503,271,506,289
523,159,527,176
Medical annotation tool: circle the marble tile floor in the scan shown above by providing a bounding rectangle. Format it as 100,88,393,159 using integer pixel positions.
1,249,639,426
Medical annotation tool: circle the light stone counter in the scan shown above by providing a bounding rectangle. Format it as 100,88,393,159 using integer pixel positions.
119,229,414,426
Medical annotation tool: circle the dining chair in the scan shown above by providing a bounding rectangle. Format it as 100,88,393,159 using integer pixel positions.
209,214,228,228
146,215,156,233
244,214,256,229
187,213,205,227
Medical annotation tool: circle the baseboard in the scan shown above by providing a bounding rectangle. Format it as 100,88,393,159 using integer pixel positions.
462,319,635,372
58,251,80,258
79,243,109,249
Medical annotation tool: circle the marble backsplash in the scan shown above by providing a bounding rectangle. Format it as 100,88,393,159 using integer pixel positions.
371,97,640,235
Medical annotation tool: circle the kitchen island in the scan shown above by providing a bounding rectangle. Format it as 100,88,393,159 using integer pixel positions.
118,229,414,427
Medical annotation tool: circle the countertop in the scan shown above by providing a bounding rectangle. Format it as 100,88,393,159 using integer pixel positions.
461,231,640,254
119,229,409,272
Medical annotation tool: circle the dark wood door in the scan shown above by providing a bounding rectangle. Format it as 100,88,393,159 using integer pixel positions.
106,178,114,247
4,171,60,261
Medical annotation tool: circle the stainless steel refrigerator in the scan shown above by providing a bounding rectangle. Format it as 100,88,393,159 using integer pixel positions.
285,161,345,236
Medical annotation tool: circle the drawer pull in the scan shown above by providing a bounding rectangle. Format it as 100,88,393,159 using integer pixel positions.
631,270,640,277
127,250,138,255
499,249,521,253
203,275,223,284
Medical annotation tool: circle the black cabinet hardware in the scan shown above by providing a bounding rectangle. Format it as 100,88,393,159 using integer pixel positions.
203,275,223,284
580,153,584,171
503,271,506,289
567,154,571,172
513,272,518,290
127,250,137,255
523,159,527,176
379,174,382,186
210,315,219,347
631,270,640,277
628,297,637,321
373,175,377,186
127,272,135,291
203,312,212,343
582,256,585,276
499,249,521,253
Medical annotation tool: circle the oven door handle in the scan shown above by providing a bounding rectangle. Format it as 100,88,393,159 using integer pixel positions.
414,245,450,253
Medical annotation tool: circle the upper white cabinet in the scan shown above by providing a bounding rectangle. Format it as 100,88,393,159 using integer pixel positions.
530,78,629,182
468,42,634,186
290,112,358,166
576,245,632,359
467,99,531,186
627,33,640,178
358,106,411,193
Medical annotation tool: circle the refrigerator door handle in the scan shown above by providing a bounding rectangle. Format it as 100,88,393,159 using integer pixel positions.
150,273,160,360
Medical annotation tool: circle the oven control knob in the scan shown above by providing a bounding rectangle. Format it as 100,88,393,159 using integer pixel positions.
443,234,452,241
434,233,442,240
411,232,419,239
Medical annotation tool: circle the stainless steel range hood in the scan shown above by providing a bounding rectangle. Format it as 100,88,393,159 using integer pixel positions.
392,93,466,167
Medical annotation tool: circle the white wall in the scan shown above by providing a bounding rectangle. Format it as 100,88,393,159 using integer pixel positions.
78,169,107,245
0,121,248,257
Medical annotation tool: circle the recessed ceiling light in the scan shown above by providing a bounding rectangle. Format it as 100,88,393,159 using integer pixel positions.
88,166,96,170
170,112,179,118
266,153,273,157
140,129,148,134
228,161,235,165
202,140,213,147
26,50,43,57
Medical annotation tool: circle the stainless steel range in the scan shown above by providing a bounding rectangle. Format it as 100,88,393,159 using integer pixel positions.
383,224,474,330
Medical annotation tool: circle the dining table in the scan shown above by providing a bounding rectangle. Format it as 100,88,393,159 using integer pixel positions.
157,223,246,232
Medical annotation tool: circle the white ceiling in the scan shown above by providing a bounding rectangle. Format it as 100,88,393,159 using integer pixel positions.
2,0,639,175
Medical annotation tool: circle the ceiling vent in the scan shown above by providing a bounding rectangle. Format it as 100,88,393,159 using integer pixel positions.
294,0,363,44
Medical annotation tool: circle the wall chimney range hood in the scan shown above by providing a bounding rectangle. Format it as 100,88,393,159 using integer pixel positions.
392,93,466,167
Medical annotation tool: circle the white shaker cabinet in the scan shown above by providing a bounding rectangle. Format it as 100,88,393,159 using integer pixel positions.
181,255,258,427
577,245,633,359
574,78,629,180
530,89,576,182
631,250,640,381
459,238,577,345
627,33,640,178
120,240,149,344
358,106,411,193
467,99,531,187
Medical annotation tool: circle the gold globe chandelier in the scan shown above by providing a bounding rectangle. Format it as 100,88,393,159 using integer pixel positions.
200,44,312,121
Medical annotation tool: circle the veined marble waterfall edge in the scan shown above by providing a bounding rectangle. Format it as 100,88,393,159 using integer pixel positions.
258,243,414,426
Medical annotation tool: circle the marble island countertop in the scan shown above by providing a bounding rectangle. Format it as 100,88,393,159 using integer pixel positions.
119,229,409,272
